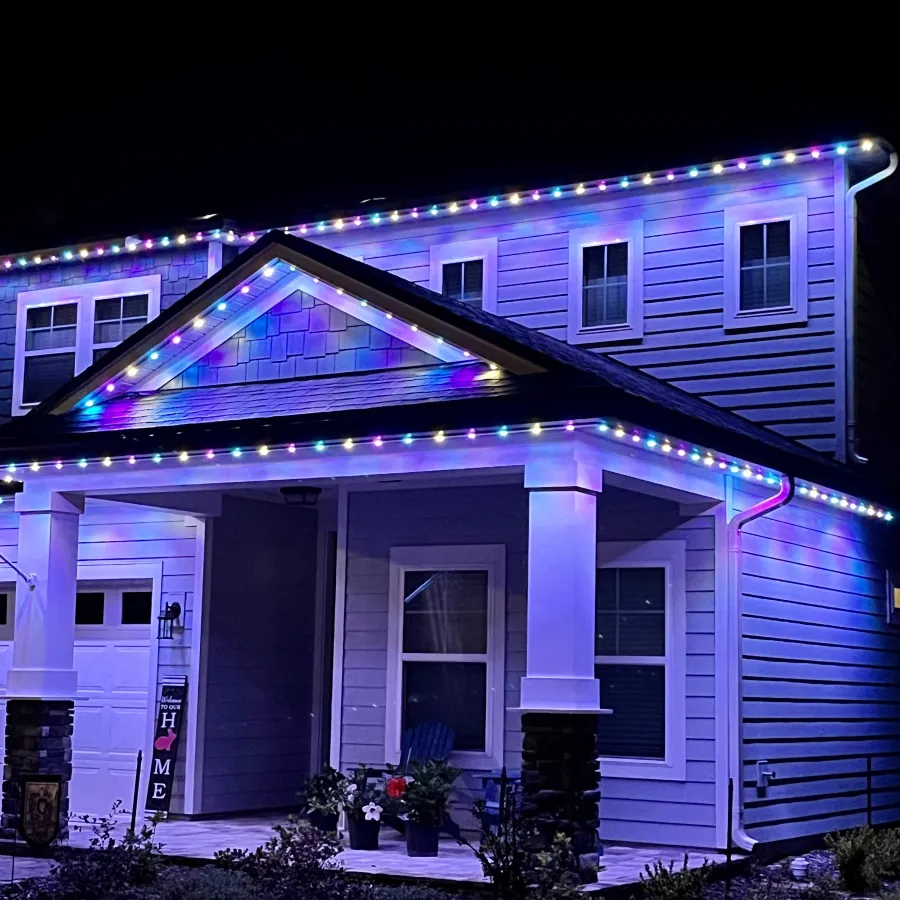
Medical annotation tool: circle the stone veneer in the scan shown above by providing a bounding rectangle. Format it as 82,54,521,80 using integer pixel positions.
520,712,601,883
1,700,74,840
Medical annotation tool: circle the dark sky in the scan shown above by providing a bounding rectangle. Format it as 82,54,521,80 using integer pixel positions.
1,76,897,253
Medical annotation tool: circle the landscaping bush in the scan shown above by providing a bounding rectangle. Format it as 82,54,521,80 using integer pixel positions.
824,825,900,893
639,854,712,900
146,866,255,900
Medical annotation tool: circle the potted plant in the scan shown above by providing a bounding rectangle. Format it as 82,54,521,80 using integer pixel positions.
343,767,385,851
298,766,346,833
402,759,460,857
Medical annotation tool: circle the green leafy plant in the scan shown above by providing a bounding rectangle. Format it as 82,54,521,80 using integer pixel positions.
825,825,900,893
147,866,257,900
341,766,388,822
534,832,587,900
640,854,712,900
403,759,460,828
298,766,347,815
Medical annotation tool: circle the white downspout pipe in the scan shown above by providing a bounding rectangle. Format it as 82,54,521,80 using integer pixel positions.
726,474,795,852
845,147,898,464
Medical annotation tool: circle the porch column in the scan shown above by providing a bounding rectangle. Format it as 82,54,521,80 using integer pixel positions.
520,452,602,881
2,490,83,839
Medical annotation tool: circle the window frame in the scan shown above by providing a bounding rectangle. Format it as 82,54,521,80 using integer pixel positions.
13,274,161,415
429,238,498,314
567,220,644,345
724,196,808,330
386,544,506,770
75,580,156,640
595,540,686,781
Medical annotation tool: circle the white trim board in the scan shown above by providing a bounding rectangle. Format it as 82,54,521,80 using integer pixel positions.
328,486,349,771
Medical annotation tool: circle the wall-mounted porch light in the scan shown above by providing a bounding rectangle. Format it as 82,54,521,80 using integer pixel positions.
158,601,182,640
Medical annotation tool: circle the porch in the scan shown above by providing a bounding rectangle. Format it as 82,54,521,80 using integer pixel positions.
62,813,729,889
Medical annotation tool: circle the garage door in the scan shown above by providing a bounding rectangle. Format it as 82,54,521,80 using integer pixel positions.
71,583,153,816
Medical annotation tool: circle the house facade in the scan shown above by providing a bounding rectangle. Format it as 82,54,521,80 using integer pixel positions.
0,138,897,854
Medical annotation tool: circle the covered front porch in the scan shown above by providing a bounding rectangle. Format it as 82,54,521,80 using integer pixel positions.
1,423,729,861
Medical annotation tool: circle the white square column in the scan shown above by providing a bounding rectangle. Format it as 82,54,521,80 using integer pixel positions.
7,490,83,699
520,447,603,713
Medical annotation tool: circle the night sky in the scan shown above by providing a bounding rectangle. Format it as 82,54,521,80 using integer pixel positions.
2,77,897,255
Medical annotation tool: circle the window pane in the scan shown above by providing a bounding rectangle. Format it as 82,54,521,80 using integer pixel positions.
462,260,484,306
766,221,790,263
618,568,665,612
26,307,51,330
740,267,765,311
93,347,112,364
740,224,765,265
94,297,122,322
22,353,76,405
402,570,487,654
122,591,152,625
53,304,78,327
605,279,628,324
619,612,665,656
122,295,149,319
606,242,628,278
403,661,486,752
596,664,665,759
595,569,617,610
122,319,145,340
583,245,606,286
583,285,606,328
94,320,123,345
0,593,7,627
595,612,616,655
766,264,790,309
442,263,463,301
76,592,105,625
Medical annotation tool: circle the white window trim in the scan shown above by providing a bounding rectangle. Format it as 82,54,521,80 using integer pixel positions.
567,220,644,345
429,238,498,314
723,196,808,330
595,540,686,781
13,274,161,415
386,544,506,771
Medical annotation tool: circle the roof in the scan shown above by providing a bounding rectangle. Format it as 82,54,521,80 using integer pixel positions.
0,138,887,271
2,228,897,514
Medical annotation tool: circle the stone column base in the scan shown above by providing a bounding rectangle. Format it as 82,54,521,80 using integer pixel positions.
521,711,601,883
1,699,74,841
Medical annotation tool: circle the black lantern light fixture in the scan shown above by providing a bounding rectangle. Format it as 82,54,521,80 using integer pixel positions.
157,601,182,640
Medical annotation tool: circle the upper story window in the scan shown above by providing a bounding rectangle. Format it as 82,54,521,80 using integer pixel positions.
429,237,498,314
724,196,808,330
594,540,686,781
13,274,160,414
567,220,644,345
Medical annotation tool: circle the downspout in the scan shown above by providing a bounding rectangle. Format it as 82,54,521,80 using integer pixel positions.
726,474,795,852
845,148,898,464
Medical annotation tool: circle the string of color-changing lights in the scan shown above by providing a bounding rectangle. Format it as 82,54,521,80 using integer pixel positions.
1,140,876,272
76,264,487,408
3,417,892,522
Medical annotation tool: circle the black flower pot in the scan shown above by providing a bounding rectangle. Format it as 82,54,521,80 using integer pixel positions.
308,810,339,833
348,816,380,850
406,821,440,857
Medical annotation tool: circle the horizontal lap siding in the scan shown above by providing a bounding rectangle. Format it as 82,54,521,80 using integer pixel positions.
314,163,839,456
0,497,202,814
737,482,900,844
342,484,719,848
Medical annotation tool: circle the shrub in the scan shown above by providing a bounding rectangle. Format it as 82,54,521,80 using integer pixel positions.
534,833,586,900
824,826,897,893
298,765,347,816
146,866,256,900
213,816,344,900
640,854,712,900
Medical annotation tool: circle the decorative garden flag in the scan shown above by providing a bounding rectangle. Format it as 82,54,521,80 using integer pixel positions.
145,678,187,813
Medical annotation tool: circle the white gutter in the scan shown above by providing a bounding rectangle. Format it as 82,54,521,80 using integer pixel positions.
726,474,795,852
845,146,898,464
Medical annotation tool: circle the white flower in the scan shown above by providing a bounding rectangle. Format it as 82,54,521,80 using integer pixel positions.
362,803,382,822
344,783,358,801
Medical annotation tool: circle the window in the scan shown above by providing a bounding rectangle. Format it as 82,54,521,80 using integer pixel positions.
0,592,8,626
76,591,106,625
13,274,161,414
93,294,150,362
595,541,686,780
122,591,153,625
887,570,900,625
568,221,644,344
429,238,498,314
724,196,808,329
0,588,13,640
386,545,506,768
441,260,484,307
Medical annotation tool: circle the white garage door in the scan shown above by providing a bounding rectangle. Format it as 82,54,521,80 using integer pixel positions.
0,583,153,817
71,583,153,817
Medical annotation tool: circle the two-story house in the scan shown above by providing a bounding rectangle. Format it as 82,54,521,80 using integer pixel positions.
0,137,897,858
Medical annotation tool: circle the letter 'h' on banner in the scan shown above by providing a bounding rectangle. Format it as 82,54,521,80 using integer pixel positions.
145,677,187,814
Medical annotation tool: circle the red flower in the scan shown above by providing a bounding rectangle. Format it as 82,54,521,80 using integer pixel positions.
386,776,407,799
